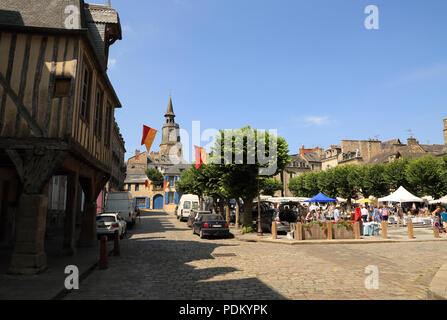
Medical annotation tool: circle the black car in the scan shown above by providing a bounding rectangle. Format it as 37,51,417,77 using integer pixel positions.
187,210,212,228
251,201,275,233
192,214,230,239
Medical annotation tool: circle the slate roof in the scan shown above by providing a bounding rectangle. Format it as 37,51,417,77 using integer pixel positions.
124,169,147,184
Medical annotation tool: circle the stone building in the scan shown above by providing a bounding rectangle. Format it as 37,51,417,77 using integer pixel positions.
0,0,125,274
124,97,191,213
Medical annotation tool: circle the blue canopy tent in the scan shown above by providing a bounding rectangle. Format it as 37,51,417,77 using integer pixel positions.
305,192,338,203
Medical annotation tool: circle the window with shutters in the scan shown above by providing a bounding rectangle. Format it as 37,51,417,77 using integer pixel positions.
80,62,92,122
94,86,104,138
104,103,112,146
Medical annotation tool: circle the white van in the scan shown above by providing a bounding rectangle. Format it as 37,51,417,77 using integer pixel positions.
104,192,137,228
177,195,200,222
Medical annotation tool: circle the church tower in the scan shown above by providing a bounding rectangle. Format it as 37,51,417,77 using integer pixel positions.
159,96,182,158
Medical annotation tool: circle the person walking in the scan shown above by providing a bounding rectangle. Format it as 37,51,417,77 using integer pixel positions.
334,206,341,222
396,203,404,227
381,205,389,222
361,206,369,223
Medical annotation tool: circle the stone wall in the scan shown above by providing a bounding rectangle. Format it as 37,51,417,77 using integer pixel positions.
127,151,148,171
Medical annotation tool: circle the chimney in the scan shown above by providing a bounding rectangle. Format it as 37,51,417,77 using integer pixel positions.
135,149,140,157
407,137,418,147
444,119,447,145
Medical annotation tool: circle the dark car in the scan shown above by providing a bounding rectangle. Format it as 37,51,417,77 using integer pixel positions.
192,214,230,239
274,202,300,233
251,201,275,233
187,210,212,228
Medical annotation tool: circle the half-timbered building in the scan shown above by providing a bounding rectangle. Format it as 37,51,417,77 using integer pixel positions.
0,0,125,274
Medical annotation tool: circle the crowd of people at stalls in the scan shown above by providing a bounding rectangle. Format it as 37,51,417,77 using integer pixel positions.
297,202,447,233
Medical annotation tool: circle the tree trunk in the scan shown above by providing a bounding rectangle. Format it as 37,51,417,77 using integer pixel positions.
199,196,204,211
225,199,230,224
219,198,225,216
242,197,254,227
213,199,218,214
235,199,240,229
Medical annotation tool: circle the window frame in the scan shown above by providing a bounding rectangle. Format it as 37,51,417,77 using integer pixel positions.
80,60,93,123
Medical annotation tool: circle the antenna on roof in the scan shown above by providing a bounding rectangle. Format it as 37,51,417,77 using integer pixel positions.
107,0,111,7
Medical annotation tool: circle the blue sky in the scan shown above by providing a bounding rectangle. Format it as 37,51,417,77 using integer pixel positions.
103,0,447,160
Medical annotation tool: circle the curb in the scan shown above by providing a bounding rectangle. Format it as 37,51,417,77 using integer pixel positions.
235,236,447,246
428,264,447,300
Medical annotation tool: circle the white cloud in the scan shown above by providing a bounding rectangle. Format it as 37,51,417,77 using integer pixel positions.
305,116,330,127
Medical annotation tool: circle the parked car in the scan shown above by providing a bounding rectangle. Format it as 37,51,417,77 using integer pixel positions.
192,214,230,239
177,194,200,222
274,202,300,233
96,213,127,239
104,192,137,228
251,201,275,233
187,210,212,228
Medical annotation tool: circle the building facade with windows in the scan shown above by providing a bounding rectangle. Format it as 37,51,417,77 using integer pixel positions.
124,97,191,212
0,0,125,274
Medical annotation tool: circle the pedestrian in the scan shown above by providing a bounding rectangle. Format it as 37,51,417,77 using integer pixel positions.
306,210,316,223
432,205,444,233
355,207,364,235
396,203,404,227
361,206,368,223
334,205,341,222
381,205,389,222
373,205,381,223
441,207,447,232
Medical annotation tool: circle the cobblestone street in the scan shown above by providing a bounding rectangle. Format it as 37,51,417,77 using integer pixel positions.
66,210,447,300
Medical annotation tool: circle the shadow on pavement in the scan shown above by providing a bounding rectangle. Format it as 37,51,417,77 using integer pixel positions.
65,210,286,300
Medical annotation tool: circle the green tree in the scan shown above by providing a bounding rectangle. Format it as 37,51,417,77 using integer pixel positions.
288,174,308,197
406,156,445,198
383,158,410,192
260,178,283,196
359,164,389,198
211,127,291,227
145,168,164,186
317,169,338,198
333,165,361,210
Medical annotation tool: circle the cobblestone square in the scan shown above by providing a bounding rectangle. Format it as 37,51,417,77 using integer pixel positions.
65,210,447,300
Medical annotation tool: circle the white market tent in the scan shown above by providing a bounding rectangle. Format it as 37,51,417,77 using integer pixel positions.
378,186,424,203
429,196,447,205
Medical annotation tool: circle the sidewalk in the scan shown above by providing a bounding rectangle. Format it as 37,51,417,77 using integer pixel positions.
233,225,447,246
0,231,113,300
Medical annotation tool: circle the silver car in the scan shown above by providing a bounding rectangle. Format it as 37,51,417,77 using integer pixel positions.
96,213,127,239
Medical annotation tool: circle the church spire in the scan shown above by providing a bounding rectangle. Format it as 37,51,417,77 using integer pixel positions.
165,95,175,118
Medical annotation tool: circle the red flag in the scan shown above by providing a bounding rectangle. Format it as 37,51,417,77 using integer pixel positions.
195,146,207,169
141,125,157,153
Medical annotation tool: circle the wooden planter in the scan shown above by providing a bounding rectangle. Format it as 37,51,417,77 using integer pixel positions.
333,225,355,239
303,225,326,240
301,224,355,240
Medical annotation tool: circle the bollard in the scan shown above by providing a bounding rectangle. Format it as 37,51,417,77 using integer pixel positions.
296,222,303,241
99,236,108,270
114,230,120,256
354,222,361,240
272,222,277,240
326,222,333,240
407,221,414,239
434,225,440,239
381,221,388,239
